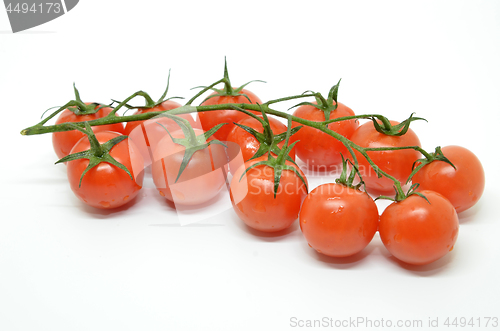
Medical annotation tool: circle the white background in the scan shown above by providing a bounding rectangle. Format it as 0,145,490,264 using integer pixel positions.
1,1,500,330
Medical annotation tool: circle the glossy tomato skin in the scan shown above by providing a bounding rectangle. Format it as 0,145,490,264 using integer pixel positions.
350,120,421,194
291,102,358,170
198,89,262,141
123,100,200,144
226,116,296,162
67,132,144,209
230,157,308,232
52,104,124,159
412,146,484,213
300,183,379,257
379,190,459,265
151,129,227,206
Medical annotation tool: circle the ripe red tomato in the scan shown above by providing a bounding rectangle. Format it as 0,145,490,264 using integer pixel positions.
291,102,358,170
52,104,124,159
300,183,379,257
198,89,262,141
123,100,199,144
350,120,421,194
412,146,485,213
151,128,228,206
226,115,296,162
66,131,144,209
379,190,459,265
230,157,308,232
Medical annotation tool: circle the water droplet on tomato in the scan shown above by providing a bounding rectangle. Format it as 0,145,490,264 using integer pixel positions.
331,205,344,214
99,201,110,208
173,190,185,201
159,191,165,197
123,195,129,201
252,201,266,213
394,234,402,243
449,245,454,251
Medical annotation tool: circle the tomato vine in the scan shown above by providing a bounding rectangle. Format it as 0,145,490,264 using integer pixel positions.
20,64,439,201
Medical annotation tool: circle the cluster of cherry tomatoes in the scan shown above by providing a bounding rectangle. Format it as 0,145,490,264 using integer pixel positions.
35,66,485,267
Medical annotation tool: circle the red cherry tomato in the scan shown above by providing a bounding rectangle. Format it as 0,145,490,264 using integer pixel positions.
66,131,144,209
123,100,200,145
300,183,379,257
151,129,228,206
52,104,124,159
230,157,308,232
412,146,485,213
290,102,358,170
198,89,262,141
379,190,459,265
226,115,296,162
350,120,421,194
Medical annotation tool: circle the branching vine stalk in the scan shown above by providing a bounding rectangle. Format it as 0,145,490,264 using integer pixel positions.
20,73,430,199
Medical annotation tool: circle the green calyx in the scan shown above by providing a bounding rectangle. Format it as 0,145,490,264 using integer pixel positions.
157,114,227,183
371,113,427,136
239,117,308,198
376,183,429,204
192,57,265,104
288,79,341,122
112,69,184,113
39,83,111,121
55,122,133,188
65,83,111,116
406,146,456,184
233,104,301,164
335,154,365,191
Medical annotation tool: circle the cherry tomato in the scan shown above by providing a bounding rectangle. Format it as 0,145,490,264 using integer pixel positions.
350,120,421,194
300,183,379,257
52,104,124,159
379,190,459,265
230,157,308,232
67,131,144,209
123,100,200,145
412,146,485,213
151,129,227,206
290,102,358,170
226,115,296,162
198,89,262,141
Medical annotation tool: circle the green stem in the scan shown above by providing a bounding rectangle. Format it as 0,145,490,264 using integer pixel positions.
264,93,318,106
363,146,433,160
141,92,156,108
20,100,417,194
315,93,328,108
322,114,385,125
186,78,225,106
69,123,104,157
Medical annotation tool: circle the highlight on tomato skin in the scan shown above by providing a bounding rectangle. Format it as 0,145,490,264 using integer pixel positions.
378,190,459,266
412,145,485,213
52,104,124,159
66,131,144,209
151,128,228,206
350,120,421,195
229,157,308,233
290,102,358,170
299,183,379,258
